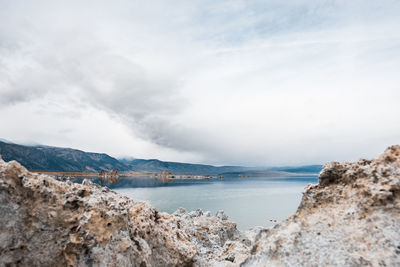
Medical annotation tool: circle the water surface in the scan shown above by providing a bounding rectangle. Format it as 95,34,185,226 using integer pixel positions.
107,175,318,230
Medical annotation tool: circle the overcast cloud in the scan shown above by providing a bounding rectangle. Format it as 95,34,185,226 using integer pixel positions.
1,0,400,166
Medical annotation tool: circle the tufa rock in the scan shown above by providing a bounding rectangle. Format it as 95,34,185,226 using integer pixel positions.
242,145,400,266
216,210,229,221
0,157,250,266
2,145,400,266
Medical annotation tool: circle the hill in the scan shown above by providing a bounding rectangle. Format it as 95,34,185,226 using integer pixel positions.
119,158,246,175
0,140,245,174
269,165,322,174
0,141,129,172
0,139,322,175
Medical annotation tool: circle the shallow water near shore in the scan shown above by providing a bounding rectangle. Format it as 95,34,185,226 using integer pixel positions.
107,175,318,230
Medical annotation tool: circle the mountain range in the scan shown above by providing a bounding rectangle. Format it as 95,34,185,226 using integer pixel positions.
0,140,322,175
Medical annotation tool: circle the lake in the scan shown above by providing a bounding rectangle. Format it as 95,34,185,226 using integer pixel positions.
97,175,318,230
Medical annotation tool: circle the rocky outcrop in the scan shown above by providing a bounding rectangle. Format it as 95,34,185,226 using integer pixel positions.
1,145,400,266
243,145,400,266
0,156,251,266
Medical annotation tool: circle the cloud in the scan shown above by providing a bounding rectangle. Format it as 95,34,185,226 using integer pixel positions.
1,0,400,165
0,3,185,142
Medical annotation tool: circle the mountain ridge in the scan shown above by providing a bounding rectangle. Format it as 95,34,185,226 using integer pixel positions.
0,140,322,175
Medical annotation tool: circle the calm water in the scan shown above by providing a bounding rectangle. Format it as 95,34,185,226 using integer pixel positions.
97,175,318,230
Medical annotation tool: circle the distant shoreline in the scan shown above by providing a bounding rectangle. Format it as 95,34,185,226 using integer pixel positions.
34,171,214,181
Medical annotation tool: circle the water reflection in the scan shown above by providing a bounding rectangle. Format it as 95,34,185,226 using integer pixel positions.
74,175,215,188
75,175,318,229
74,175,317,189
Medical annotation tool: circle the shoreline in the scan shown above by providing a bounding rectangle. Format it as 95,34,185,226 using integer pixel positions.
34,171,215,181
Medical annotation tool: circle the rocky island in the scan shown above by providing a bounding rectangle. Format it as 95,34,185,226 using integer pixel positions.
1,146,400,266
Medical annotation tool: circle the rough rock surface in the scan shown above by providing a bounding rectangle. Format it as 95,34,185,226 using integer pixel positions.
243,145,400,266
1,145,400,266
0,156,250,266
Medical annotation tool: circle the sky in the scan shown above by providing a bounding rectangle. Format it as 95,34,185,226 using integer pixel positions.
0,0,400,166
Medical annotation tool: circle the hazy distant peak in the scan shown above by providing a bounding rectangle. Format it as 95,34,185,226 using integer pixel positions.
0,138,14,144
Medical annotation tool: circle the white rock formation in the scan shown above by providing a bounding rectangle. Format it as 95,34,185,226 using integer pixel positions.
243,145,400,266
1,145,400,266
0,158,250,266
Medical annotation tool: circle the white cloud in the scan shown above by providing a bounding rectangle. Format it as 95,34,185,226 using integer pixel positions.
0,0,400,165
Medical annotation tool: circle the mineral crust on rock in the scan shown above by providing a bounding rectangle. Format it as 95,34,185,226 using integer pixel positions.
0,157,249,266
243,145,400,266
1,145,400,266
